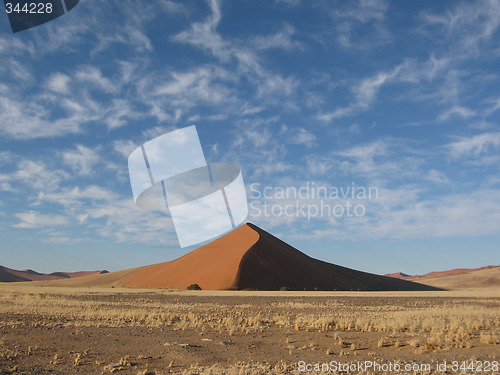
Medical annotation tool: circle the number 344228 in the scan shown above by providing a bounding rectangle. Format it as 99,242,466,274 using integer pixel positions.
5,2,53,14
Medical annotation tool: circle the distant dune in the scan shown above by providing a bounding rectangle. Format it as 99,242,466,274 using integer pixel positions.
385,266,500,289
0,265,109,283
383,272,412,279
28,223,439,291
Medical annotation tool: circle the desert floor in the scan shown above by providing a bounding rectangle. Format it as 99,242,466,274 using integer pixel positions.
0,286,498,374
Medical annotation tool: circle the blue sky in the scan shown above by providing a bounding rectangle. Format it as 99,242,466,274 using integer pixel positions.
1,0,499,275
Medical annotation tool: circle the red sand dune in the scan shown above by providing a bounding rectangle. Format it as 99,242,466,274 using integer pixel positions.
0,265,108,283
383,272,411,279
414,266,497,279
405,266,500,289
117,223,438,291
385,266,500,289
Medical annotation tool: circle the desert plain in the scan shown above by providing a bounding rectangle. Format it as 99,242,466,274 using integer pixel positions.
0,285,498,375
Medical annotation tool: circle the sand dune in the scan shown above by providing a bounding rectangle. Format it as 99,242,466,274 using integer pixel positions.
28,223,438,291
414,266,497,279
405,266,500,289
384,266,500,289
384,272,411,279
0,265,108,283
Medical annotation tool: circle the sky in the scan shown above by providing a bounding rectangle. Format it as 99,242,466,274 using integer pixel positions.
0,0,499,275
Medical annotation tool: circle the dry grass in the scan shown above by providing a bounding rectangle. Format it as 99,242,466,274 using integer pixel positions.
0,286,498,374
0,289,498,345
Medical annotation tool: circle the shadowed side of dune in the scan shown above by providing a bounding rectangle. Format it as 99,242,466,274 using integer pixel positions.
0,266,31,282
233,224,440,291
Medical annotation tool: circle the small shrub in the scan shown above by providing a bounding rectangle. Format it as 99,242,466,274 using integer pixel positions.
187,283,202,290
280,286,291,291
377,338,385,348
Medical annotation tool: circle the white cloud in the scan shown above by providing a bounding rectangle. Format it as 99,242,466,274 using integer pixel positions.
0,151,14,165
84,198,177,245
171,0,228,61
333,0,390,49
305,155,334,175
42,236,83,245
1,58,147,139
242,106,264,116
161,1,188,14
6,157,177,245
153,66,235,107
276,0,302,6
46,73,71,94
484,97,500,116
317,106,356,122
331,139,426,185
0,89,90,140
339,0,387,22
0,96,53,139
103,99,143,129
13,212,71,228
317,53,456,123
426,169,450,185
438,105,476,122
251,24,302,51
93,25,153,54
171,0,299,102
141,125,178,141
282,126,317,147
421,0,500,53
12,160,68,192
337,140,388,160
318,64,402,121
0,36,34,56
113,140,138,159
0,175,15,192
447,132,500,159
280,185,500,241
36,185,118,208
355,69,397,107
231,119,274,149
1,58,33,83
365,189,500,238
75,66,118,94
61,145,101,176
256,72,298,98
